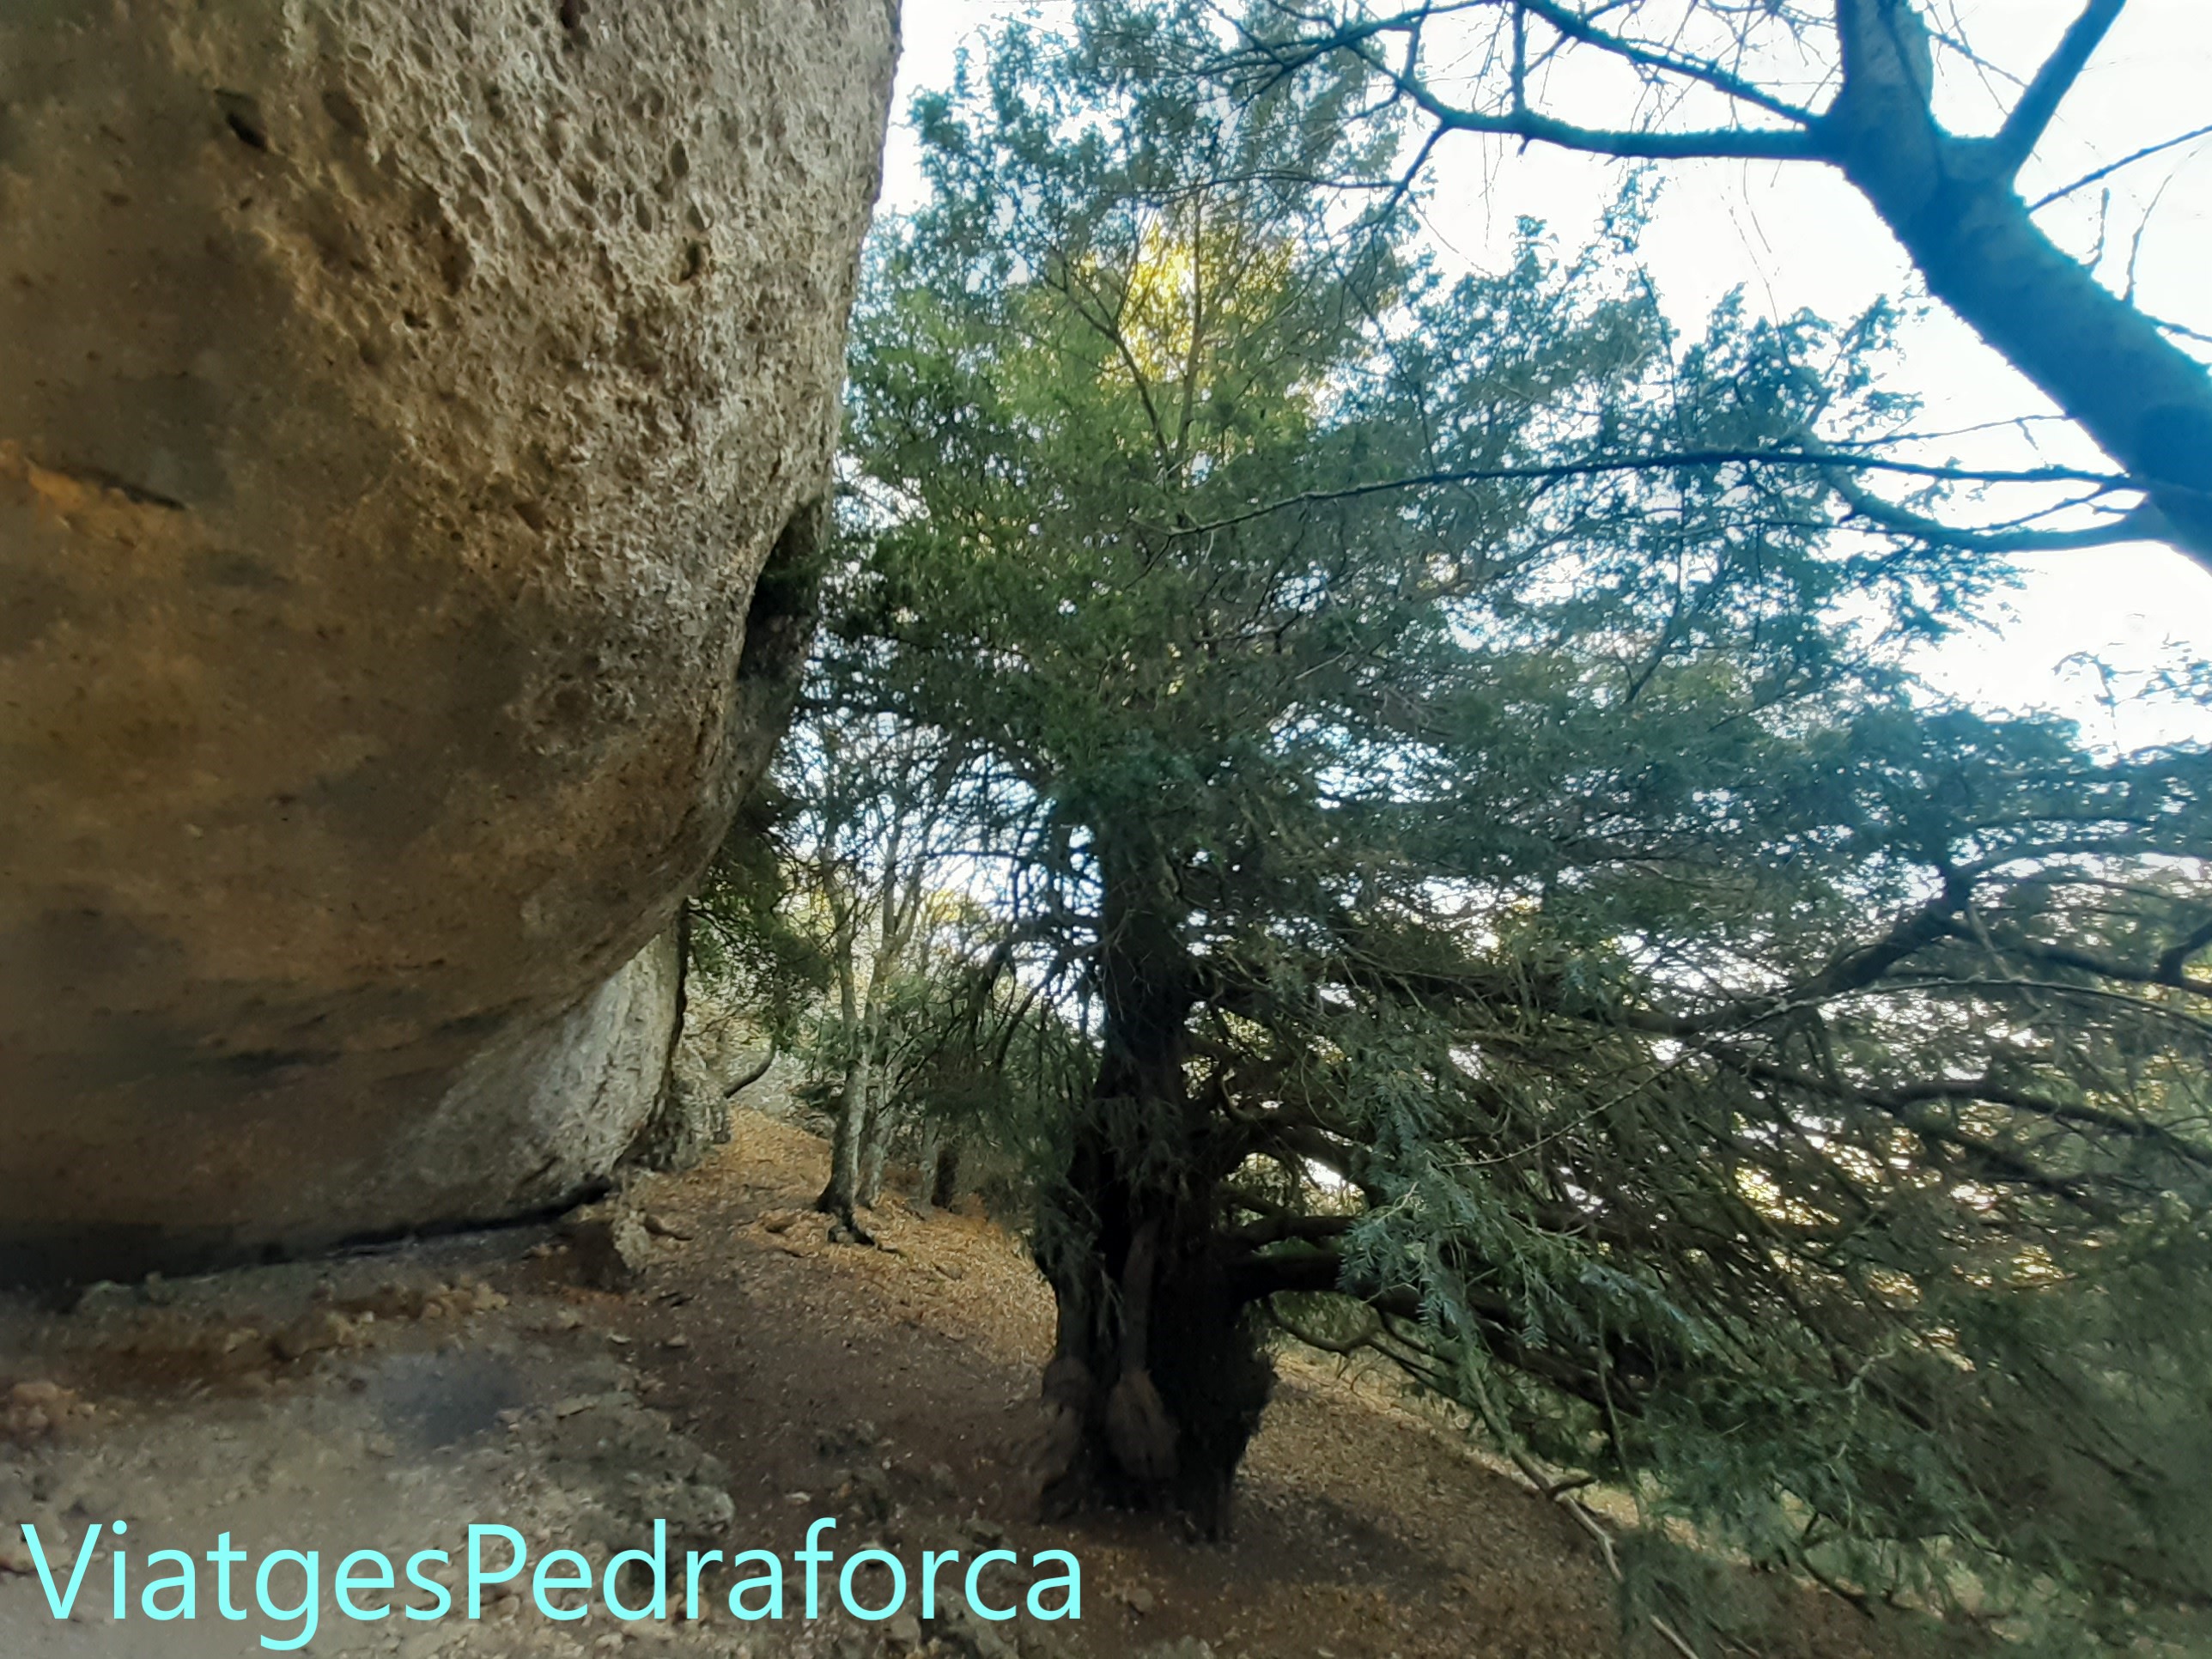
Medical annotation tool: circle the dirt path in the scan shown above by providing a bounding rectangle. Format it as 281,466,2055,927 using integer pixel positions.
0,1112,1915,1659
611,1114,1906,1659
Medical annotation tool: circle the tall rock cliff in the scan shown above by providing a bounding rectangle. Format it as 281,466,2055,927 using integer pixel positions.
0,0,897,1281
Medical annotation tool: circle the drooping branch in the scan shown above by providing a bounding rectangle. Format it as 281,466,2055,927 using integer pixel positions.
1319,869,1978,1042
1237,1243,1659,1413
1944,921,2212,1001
1721,1055,2145,1216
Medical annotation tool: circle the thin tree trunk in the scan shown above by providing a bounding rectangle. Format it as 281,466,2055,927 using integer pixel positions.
857,1149,884,1210
814,890,876,1241
927,1132,962,1210
857,1067,891,1208
817,805,918,1230
909,1121,963,1215
816,1046,875,1240
912,1119,943,1218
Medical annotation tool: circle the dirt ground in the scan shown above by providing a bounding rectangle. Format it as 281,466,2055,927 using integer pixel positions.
0,1111,1930,1659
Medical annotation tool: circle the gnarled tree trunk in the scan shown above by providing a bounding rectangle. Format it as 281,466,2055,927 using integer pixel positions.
1033,838,1273,1537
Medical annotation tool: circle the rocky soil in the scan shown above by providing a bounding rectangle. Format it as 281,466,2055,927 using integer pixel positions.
1,1112,1923,1659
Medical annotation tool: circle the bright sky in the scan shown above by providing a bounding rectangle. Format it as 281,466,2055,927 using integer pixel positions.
880,1,2212,750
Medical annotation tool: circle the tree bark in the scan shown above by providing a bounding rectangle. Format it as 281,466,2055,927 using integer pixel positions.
927,1132,963,1210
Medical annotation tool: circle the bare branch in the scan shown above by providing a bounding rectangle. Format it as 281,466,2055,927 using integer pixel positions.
1824,465,2168,553
1167,448,2136,536
1991,0,2127,178
720,1043,779,1099
1513,0,1820,125
2027,118,2212,211
1258,6,1820,161
1425,102,1818,161
1218,0,2212,571
1406,19,1818,157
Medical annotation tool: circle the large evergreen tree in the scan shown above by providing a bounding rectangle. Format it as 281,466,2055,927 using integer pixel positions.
830,6,2212,1643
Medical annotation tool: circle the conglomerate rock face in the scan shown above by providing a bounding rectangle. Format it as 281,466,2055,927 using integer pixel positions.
0,0,897,1281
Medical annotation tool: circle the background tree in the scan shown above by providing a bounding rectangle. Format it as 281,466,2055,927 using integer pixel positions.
1204,0,2212,575
842,891,1097,1218
635,786,830,1171
832,5,2212,1645
775,642,1079,1227
775,712,978,1236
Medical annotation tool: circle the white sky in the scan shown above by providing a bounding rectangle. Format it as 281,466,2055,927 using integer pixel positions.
879,1,2212,749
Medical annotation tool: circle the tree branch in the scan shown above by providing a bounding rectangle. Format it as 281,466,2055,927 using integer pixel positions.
2027,119,2212,211
1243,1248,1642,1410
1950,921,2212,1000
2158,916,2212,985
1166,449,2134,536
1224,1211,1362,1248
1825,465,2168,553
720,1043,779,1099
1991,0,2127,178
1401,83,1817,162
1725,1054,2169,1208
1512,0,1820,125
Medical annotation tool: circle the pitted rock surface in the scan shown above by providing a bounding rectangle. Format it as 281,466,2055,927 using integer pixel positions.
0,0,898,1279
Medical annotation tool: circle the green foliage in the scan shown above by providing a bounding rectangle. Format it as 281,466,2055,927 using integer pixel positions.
882,948,1097,1217
817,2,2212,1643
688,784,835,1042
784,878,1091,1210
